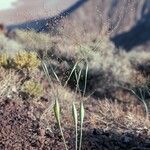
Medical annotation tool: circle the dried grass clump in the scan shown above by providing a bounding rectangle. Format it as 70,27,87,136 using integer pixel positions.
15,30,53,51
13,51,41,70
128,51,150,66
0,49,43,101
0,33,23,55
21,80,44,97
0,69,20,100
50,36,148,95
76,38,134,86
42,83,78,117
0,50,41,70
88,99,150,131
0,53,8,66
128,51,150,79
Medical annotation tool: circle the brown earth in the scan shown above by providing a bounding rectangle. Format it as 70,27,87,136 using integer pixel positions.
0,1,150,149
0,98,150,150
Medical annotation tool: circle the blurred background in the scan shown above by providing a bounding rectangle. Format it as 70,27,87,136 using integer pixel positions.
0,0,75,24
0,0,150,51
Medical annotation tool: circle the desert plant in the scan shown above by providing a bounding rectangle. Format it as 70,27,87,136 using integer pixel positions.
72,102,78,150
41,58,86,150
13,51,41,70
0,53,9,67
72,60,87,150
53,97,85,150
0,33,23,55
54,98,68,150
15,30,53,51
130,85,150,120
79,101,85,150
72,101,85,150
42,61,68,149
21,80,43,98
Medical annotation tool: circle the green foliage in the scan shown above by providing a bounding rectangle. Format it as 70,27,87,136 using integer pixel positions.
79,102,85,150
41,59,86,150
54,99,68,150
53,99,85,150
72,102,78,150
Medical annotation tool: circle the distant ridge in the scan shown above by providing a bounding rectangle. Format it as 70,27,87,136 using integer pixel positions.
111,1,150,51
7,0,88,32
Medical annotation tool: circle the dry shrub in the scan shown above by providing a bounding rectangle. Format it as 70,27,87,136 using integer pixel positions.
5,29,147,100
60,0,146,43
0,68,20,100
40,83,79,120
13,50,41,70
129,51,150,66
0,50,44,102
15,30,53,52
0,33,23,55
21,80,44,98
73,38,143,89
128,51,150,78
87,99,150,132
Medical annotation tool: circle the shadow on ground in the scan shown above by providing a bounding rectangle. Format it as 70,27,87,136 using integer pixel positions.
111,11,150,51
0,99,150,150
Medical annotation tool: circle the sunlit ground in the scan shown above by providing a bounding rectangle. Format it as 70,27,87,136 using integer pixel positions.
0,0,75,25
0,0,18,10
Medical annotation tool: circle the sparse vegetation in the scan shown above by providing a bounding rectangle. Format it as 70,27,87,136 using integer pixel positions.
0,0,150,149
0,27,150,149
0,53,8,67
0,33,23,55
21,80,44,98
13,50,41,70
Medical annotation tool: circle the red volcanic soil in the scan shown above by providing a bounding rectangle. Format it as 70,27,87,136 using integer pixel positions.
1,99,150,150
0,0,77,25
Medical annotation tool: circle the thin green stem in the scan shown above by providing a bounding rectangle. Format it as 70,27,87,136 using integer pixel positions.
75,122,78,150
131,88,149,120
58,122,68,150
79,123,83,150
79,102,84,150
83,60,88,97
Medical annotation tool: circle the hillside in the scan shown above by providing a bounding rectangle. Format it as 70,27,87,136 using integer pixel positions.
0,0,77,24
0,0,150,149
60,0,150,51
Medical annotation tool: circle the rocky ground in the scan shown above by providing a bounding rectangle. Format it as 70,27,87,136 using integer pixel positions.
0,1,150,149
0,99,150,150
